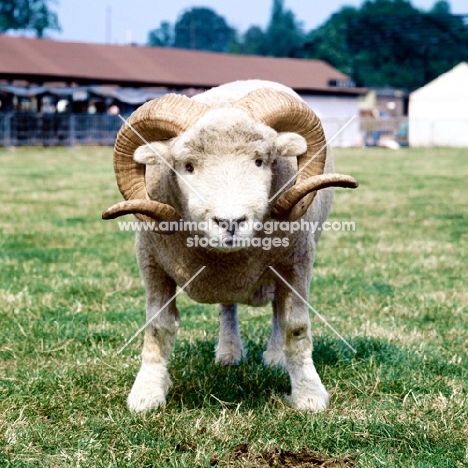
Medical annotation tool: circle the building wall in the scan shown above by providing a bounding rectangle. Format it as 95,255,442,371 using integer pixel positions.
409,97,468,147
408,63,468,147
300,94,361,147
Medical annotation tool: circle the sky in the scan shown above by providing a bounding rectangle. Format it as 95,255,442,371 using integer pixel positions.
49,0,467,45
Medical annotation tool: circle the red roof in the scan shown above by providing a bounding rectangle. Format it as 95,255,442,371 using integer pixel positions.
0,35,366,95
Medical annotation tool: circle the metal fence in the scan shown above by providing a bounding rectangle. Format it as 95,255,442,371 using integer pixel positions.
0,113,122,146
0,113,411,147
361,117,408,147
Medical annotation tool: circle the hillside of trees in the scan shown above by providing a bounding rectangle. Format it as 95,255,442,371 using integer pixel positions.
148,0,468,91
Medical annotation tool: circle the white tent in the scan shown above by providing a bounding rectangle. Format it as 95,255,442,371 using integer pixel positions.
409,62,468,147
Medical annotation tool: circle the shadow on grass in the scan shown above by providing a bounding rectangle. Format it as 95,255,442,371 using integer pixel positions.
6,333,459,421
165,335,407,410
168,337,289,410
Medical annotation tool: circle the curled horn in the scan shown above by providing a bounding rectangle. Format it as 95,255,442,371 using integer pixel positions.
234,89,358,221
271,174,358,219
102,95,209,228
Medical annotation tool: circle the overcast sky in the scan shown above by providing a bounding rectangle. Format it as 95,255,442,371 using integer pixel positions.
50,0,467,45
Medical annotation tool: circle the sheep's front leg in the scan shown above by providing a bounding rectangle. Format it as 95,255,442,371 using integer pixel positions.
274,278,329,411
127,259,179,412
215,304,246,365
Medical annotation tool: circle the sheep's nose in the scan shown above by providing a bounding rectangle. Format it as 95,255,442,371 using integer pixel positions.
213,217,247,236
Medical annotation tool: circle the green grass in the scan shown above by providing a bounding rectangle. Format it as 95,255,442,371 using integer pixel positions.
0,146,467,467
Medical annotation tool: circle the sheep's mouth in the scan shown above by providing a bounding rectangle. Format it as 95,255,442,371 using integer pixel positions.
195,233,252,252
217,235,246,250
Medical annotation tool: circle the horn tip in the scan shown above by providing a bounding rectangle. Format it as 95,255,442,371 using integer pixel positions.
102,208,115,220
348,177,359,189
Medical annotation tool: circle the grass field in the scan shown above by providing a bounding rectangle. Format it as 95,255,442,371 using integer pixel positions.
0,145,467,467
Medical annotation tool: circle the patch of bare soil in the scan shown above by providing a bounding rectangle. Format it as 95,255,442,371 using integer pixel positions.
210,443,359,467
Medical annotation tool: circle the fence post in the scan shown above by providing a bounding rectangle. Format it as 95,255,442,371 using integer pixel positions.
4,113,12,147
69,114,75,147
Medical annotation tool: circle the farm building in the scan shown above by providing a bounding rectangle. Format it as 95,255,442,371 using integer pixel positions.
409,62,468,147
0,35,366,146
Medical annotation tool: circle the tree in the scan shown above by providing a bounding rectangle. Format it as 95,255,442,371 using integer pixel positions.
430,0,450,15
0,0,60,37
173,7,235,52
235,25,265,54
148,21,173,47
262,0,304,56
299,7,359,75
299,0,468,90
239,0,304,57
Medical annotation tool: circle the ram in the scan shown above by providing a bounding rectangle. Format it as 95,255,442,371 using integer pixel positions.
103,80,358,412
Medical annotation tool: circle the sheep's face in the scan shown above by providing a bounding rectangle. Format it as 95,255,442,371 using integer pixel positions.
134,109,306,250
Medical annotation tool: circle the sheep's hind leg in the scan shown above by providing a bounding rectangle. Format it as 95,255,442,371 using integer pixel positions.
215,304,246,365
263,299,287,369
127,258,179,412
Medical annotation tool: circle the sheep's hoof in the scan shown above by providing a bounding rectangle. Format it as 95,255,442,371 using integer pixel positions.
215,354,242,366
285,386,330,412
127,388,166,412
127,362,171,412
263,349,287,370
215,344,246,366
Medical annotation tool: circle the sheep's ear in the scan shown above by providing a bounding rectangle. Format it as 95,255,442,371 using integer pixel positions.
133,141,171,165
276,132,307,157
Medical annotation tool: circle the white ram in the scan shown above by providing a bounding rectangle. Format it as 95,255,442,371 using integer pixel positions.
103,80,358,412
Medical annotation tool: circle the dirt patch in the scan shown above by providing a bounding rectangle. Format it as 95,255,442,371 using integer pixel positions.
210,443,358,467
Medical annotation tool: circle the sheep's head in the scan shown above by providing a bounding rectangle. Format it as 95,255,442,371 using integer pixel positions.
102,88,358,242
132,108,308,246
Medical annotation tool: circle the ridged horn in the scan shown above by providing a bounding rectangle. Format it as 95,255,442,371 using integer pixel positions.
271,173,359,219
102,200,179,222
102,94,209,226
234,88,357,221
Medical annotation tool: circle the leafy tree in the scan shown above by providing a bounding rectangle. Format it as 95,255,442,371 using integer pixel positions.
261,0,304,56
236,25,265,55
239,0,304,57
173,7,235,52
430,0,450,14
148,20,173,47
299,7,359,75
299,0,468,90
360,0,416,16
0,0,60,37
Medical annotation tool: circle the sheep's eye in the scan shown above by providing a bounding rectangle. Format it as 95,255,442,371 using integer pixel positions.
185,163,194,173
255,159,263,167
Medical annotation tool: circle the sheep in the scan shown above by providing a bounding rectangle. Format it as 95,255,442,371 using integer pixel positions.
102,80,358,412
